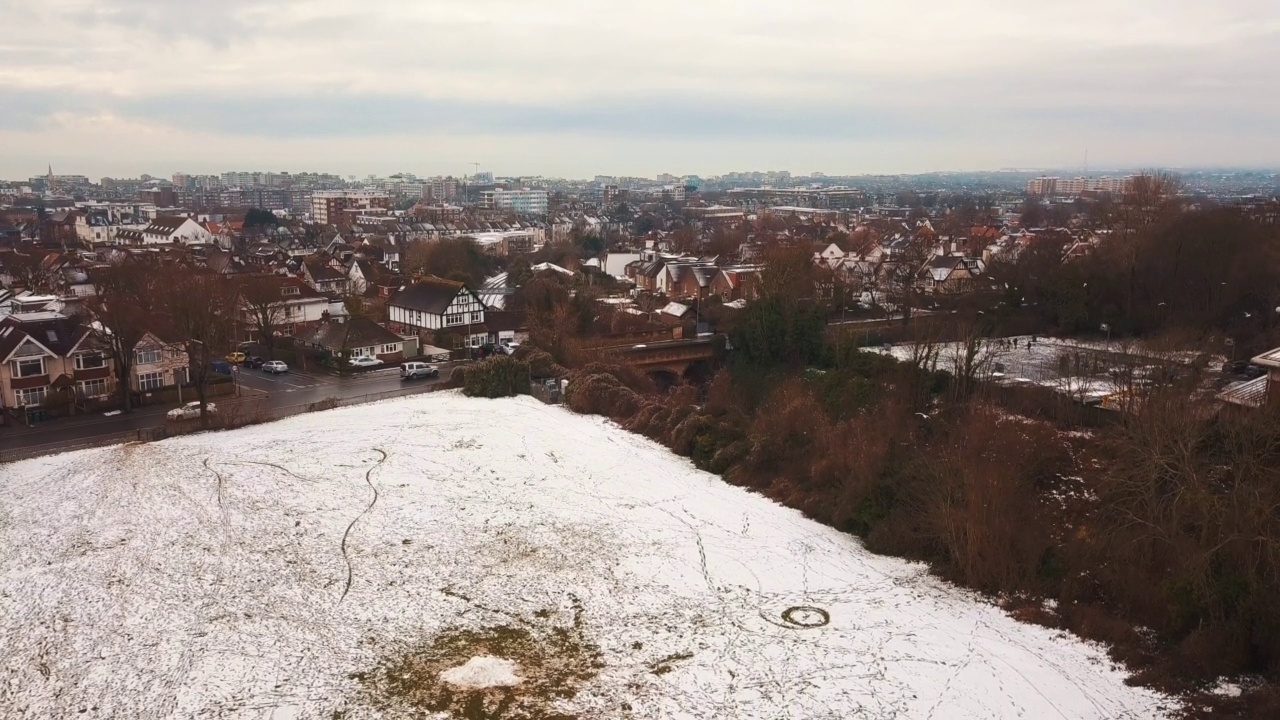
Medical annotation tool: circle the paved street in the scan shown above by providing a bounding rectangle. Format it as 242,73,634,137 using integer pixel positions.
0,364,455,456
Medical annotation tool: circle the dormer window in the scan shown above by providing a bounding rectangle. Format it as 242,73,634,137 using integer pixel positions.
281,286,300,296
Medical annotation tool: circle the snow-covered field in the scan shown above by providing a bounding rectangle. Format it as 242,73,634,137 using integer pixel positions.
0,394,1172,718
869,335,1203,403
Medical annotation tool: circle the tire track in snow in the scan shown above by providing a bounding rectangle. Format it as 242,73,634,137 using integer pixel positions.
202,457,230,541
338,448,385,604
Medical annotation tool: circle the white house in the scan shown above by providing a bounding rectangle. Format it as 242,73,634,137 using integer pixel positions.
237,277,331,341
132,216,214,246
387,278,487,348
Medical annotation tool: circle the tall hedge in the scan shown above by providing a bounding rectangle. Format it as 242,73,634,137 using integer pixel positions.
462,356,531,398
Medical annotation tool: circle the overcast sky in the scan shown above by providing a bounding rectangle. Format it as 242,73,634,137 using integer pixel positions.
2,0,1277,180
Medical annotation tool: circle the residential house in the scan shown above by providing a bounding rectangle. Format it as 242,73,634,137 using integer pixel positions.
237,276,331,342
667,264,718,300
814,242,849,265
359,237,402,271
482,311,529,347
387,277,487,348
346,257,383,295
300,317,408,363
709,265,762,302
918,254,984,294
203,248,250,275
0,311,113,415
131,332,189,397
301,256,349,295
135,216,214,246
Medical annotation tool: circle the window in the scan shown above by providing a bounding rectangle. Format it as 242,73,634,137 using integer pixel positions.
135,349,161,365
281,286,300,296
380,344,398,354
78,378,109,398
469,312,483,323
13,357,45,378
137,371,165,391
15,386,46,406
75,353,105,370
445,313,464,326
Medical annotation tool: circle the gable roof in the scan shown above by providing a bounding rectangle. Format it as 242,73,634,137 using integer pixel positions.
0,313,91,362
301,317,404,353
304,257,347,283
388,278,469,315
145,216,193,233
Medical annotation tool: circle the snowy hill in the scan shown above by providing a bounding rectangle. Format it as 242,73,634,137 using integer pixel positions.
0,394,1170,718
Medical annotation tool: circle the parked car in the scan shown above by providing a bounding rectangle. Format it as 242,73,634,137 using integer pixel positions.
262,360,289,374
244,356,266,369
225,352,246,364
167,401,217,421
348,356,381,368
400,361,439,380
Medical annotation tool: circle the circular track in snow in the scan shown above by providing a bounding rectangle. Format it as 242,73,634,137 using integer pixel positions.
781,606,830,628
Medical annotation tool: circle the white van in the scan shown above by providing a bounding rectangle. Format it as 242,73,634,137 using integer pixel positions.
400,362,440,380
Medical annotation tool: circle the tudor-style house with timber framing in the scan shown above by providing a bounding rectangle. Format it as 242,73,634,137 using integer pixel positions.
386,277,487,349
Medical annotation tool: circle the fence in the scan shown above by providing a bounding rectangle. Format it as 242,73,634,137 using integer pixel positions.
0,382,450,465
528,378,565,405
229,383,449,425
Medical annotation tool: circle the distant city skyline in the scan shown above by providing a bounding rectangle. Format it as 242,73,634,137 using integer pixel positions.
9,164,1278,187
3,1,1277,180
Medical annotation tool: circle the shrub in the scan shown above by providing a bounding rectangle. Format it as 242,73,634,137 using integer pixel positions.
462,356,531,398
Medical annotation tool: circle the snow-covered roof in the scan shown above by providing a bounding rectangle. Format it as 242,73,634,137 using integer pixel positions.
531,262,574,276
661,301,690,317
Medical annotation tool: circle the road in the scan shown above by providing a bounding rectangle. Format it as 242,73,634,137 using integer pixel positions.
0,364,455,456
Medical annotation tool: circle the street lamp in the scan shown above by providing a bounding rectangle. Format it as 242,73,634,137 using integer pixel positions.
1100,323,1111,343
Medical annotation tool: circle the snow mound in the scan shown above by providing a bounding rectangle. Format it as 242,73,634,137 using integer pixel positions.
0,393,1174,718
439,656,523,689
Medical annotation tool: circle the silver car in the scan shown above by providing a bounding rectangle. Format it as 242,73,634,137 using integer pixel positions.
400,362,439,380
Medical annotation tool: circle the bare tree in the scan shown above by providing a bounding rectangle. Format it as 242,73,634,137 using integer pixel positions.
164,268,237,426
882,238,932,326
86,259,164,413
1123,170,1185,229
237,275,288,359
947,316,995,399
5,252,57,294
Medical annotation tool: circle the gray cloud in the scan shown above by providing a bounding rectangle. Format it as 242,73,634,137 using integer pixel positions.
0,0,1277,177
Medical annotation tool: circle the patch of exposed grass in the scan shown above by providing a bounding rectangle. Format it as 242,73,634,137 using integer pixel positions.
353,613,603,719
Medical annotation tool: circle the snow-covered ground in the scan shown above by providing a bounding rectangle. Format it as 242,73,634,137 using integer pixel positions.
0,394,1172,718
868,335,1203,403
